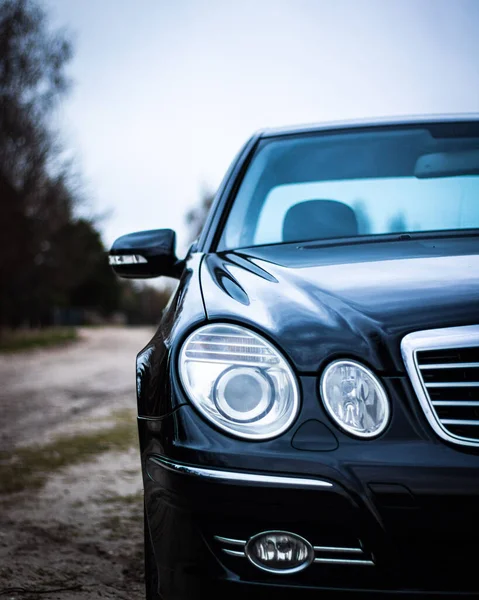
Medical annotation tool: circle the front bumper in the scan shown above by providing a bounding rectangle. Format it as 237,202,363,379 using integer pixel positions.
144,451,479,599
141,374,479,598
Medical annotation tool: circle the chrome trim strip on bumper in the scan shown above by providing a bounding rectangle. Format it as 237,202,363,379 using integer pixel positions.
401,324,479,448
222,548,245,557
214,536,246,545
313,557,375,566
313,545,363,554
148,455,334,488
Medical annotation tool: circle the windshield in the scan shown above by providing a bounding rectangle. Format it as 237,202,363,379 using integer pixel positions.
218,123,479,250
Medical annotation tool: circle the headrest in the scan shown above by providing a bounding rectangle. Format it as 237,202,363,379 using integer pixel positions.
282,199,359,243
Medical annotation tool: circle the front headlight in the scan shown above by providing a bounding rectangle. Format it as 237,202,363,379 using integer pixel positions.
179,323,299,440
320,359,390,438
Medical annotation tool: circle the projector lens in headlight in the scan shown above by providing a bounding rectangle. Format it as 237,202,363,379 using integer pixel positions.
215,366,273,422
245,531,314,574
320,359,390,438
179,324,299,440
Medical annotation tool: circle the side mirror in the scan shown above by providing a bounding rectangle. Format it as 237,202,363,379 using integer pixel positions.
109,229,183,279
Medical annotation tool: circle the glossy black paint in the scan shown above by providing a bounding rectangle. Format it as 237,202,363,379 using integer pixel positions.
201,235,479,374
136,252,206,419
111,117,479,599
110,228,182,278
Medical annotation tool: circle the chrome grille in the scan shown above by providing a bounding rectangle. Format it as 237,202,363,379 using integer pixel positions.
402,325,479,447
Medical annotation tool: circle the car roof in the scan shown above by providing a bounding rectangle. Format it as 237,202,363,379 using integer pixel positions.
260,113,479,138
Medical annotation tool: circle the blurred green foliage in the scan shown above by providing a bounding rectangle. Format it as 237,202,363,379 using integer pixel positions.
185,187,215,243
0,326,77,352
0,0,171,330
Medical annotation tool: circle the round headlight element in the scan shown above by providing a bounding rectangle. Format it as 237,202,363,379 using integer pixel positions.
215,367,273,422
320,359,390,438
179,324,299,440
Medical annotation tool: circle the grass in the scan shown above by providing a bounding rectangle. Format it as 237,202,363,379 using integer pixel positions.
0,327,78,353
99,491,143,506
0,410,138,494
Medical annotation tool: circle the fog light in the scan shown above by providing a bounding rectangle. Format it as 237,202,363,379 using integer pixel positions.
245,531,314,574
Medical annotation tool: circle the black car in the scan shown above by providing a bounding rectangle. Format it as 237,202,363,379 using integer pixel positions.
109,116,479,599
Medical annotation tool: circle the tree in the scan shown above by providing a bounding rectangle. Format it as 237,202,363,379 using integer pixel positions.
353,200,373,235
47,219,120,314
0,0,120,328
118,280,173,325
0,0,73,326
388,212,408,233
185,187,215,244
0,0,72,187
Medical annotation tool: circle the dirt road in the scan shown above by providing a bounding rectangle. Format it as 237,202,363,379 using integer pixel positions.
0,327,154,600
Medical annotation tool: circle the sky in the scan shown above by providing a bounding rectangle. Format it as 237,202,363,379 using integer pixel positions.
46,0,479,257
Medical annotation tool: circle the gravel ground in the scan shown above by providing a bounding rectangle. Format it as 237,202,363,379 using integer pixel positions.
0,327,154,600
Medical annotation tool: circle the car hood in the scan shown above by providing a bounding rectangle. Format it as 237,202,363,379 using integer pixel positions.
200,237,479,373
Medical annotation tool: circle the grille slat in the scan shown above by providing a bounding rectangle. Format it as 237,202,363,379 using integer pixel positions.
435,404,479,421
402,326,479,447
418,346,479,443
421,362,479,369
432,400,479,406
428,387,479,401
426,382,479,388
417,346,479,365
441,419,479,426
